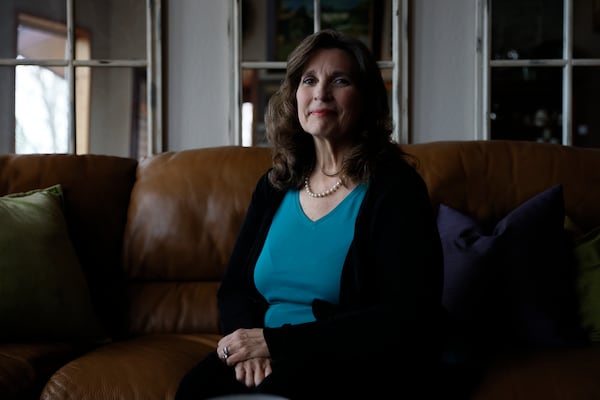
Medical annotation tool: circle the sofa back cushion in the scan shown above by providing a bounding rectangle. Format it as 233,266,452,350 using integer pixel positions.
123,140,600,337
123,146,272,335
0,154,138,338
403,140,600,232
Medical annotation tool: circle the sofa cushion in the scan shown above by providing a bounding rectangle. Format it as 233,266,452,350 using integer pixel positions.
40,334,220,399
0,342,96,400
438,184,584,362
0,185,106,341
471,345,600,400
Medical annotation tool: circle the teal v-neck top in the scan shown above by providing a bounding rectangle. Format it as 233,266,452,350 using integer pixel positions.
254,184,367,328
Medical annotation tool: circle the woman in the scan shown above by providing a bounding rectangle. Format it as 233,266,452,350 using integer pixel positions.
176,29,444,399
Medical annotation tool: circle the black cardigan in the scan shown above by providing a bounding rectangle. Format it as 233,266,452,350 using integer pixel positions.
217,153,445,368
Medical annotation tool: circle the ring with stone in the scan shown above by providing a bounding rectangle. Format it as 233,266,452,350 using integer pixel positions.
222,346,230,360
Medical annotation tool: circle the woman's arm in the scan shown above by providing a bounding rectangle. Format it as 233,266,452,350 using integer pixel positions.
217,172,284,334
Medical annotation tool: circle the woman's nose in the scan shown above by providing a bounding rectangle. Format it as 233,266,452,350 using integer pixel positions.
313,84,330,100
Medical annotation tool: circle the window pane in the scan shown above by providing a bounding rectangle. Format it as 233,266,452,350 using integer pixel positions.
491,0,563,60
574,0,600,58
15,65,69,154
573,66,600,147
1,1,66,59
381,66,392,111
242,1,391,62
320,0,379,56
242,67,285,146
242,0,315,62
17,16,67,60
242,0,272,62
273,0,314,62
490,67,562,143
86,67,145,158
0,67,15,152
378,1,393,62
76,0,146,59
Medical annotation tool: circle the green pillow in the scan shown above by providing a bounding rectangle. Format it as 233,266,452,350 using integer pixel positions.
571,224,600,342
0,185,106,341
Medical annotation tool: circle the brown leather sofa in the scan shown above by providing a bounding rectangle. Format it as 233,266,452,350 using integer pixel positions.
1,140,599,400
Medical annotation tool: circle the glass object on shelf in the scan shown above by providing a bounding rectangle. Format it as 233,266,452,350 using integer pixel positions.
490,67,562,143
572,66,600,148
491,0,563,60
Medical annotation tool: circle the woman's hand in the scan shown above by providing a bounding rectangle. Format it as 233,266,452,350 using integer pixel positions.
217,328,270,366
234,357,272,387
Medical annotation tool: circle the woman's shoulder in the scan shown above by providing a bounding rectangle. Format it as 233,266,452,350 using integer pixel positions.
374,145,422,181
252,168,286,203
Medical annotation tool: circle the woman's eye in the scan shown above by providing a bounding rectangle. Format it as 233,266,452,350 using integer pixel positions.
302,77,316,85
334,77,350,85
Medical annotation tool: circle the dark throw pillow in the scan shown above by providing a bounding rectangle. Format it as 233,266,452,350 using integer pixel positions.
438,184,584,363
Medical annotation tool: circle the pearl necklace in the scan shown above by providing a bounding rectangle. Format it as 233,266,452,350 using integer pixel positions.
304,176,342,198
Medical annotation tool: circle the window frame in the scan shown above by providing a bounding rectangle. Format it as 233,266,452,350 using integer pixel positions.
480,0,600,145
231,0,408,145
0,0,163,156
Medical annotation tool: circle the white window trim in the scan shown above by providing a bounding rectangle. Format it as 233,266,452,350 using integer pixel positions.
230,0,409,145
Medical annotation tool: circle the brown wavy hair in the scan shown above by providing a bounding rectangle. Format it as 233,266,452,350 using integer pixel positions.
265,29,406,191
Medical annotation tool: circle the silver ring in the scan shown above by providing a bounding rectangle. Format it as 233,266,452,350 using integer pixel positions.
222,346,229,360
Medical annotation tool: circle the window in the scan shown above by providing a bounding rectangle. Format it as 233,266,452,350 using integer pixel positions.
0,0,162,159
232,0,407,146
483,0,600,147
14,14,91,154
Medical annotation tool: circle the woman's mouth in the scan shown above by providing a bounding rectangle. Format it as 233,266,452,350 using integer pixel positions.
310,109,333,116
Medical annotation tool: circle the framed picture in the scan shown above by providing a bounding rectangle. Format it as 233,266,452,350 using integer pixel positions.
271,0,381,61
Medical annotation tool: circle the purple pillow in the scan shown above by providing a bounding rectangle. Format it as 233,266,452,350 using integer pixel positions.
438,184,584,357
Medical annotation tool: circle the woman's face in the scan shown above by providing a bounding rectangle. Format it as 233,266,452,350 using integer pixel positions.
296,48,363,141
